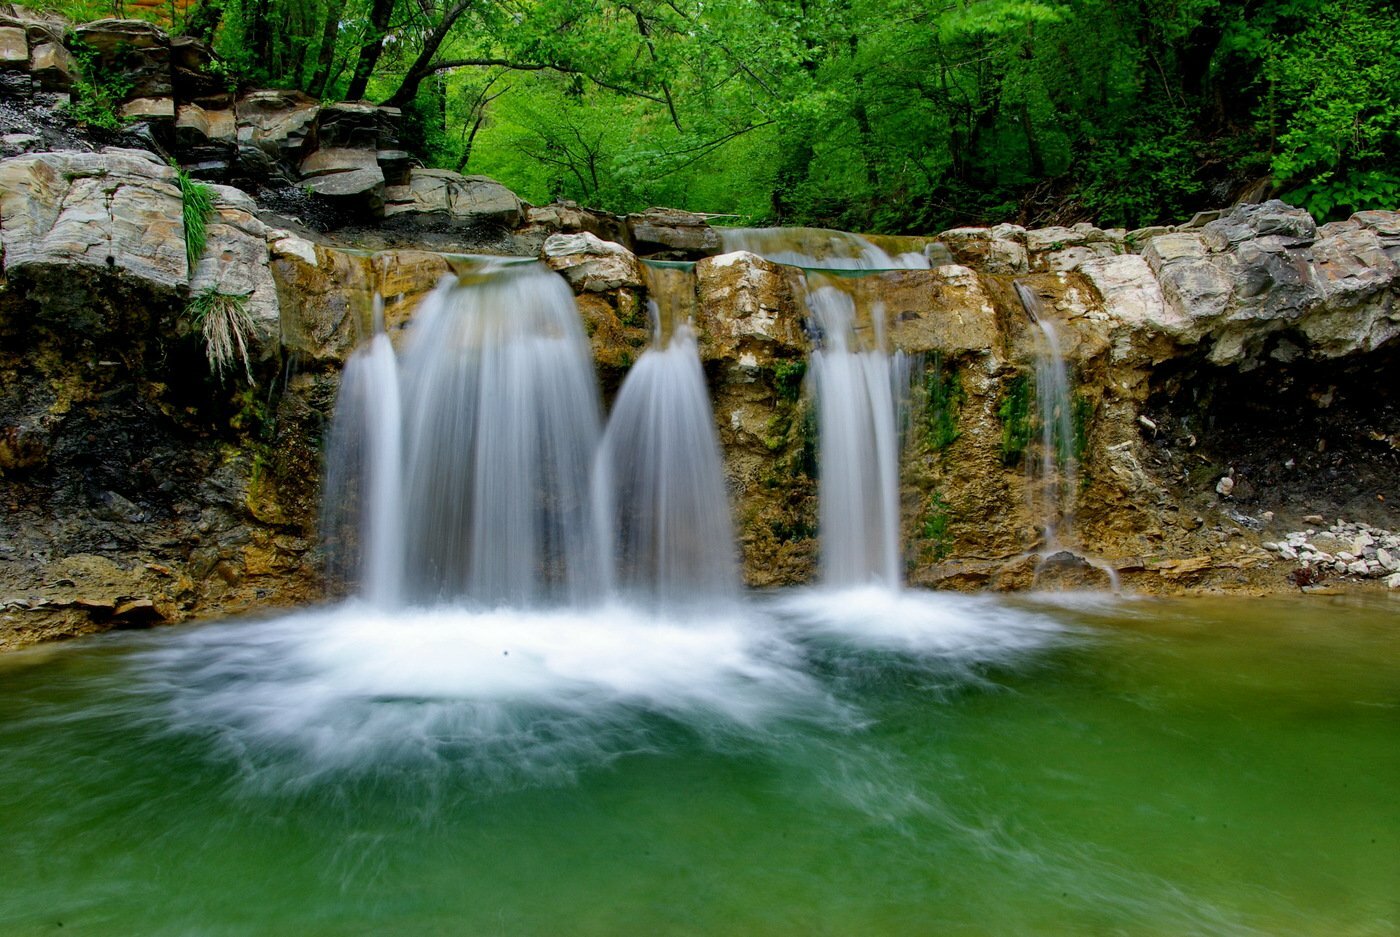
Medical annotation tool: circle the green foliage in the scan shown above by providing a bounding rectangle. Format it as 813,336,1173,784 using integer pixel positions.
998,374,1033,466
108,0,1397,230
923,354,963,452
771,360,807,404
175,167,216,272
63,38,134,132
186,287,257,384
920,490,953,562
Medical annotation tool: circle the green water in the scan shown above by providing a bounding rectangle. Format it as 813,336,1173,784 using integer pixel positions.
0,593,1396,936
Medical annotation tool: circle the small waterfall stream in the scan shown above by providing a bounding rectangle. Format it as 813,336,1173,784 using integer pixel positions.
321,299,404,606
1016,282,1078,549
594,262,738,609
805,283,906,589
721,227,929,270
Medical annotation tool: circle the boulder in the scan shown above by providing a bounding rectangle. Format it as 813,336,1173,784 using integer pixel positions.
73,19,172,99
309,101,382,151
382,168,523,227
542,232,643,292
693,250,804,362
169,36,230,108
28,40,73,91
302,167,386,215
627,207,721,258
0,147,186,293
299,146,379,178
1200,199,1317,251
938,226,1028,274
0,24,26,66
119,96,174,120
234,89,319,169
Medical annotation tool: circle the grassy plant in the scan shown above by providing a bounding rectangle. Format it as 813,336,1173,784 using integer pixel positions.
923,353,963,451
175,167,216,271
63,39,134,132
998,374,1034,465
187,287,257,384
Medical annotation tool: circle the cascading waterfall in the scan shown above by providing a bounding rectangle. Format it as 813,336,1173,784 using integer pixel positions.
806,285,905,588
393,262,608,608
1014,281,1076,548
721,227,930,270
324,258,741,610
321,297,404,606
594,325,739,608
594,261,738,607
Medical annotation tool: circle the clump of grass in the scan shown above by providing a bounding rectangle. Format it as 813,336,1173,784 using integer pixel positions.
187,287,257,384
174,166,215,271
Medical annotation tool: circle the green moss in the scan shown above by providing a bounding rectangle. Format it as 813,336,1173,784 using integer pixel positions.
923,353,963,451
998,373,1034,465
1072,393,1095,464
771,359,806,403
920,490,953,561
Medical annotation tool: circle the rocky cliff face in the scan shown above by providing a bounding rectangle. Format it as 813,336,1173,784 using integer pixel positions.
0,26,1396,649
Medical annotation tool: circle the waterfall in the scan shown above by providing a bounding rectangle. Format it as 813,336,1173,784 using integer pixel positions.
392,262,608,607
806,286,905,588
1014,282,1076,549
321,298,404,606
596,261,738,607
595,322,739,609
721,227,929,270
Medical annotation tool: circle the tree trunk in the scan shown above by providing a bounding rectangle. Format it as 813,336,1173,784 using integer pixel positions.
181,0,225,41
307,0,346,96
381,0,471,109
345,0,396,101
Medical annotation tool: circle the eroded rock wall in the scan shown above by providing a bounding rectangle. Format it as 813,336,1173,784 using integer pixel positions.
0,143,1397,649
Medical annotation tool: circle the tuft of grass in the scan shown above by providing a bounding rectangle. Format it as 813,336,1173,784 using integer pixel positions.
187,287,257,384
174,166,215,272
998,373,1034,465
1072,393,1095,464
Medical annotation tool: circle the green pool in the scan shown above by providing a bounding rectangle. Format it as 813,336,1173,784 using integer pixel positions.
1,589,1396,936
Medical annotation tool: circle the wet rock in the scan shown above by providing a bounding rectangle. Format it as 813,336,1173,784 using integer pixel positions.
938,226,1028,274
542,232,643,292
626,207,721,258
694,250,804,362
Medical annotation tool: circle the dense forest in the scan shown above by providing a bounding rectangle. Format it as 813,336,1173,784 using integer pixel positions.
44,0,1400,232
